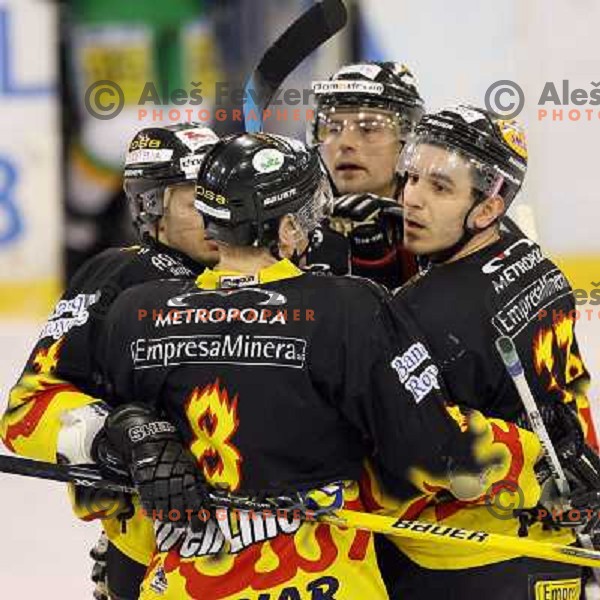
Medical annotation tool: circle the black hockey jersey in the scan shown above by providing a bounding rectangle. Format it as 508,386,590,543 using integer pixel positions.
369,231,591,569
395,232,595,443
100,259,470,495
96,258,509,599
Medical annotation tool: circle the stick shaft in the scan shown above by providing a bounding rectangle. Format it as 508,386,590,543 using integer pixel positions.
2,454,599,567
496,336,570,495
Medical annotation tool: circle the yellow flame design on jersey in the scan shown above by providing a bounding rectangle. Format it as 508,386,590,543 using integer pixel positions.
186,380,242,491
32,338,64,374
533,314,585,403
533,327,559,392
555,316,586,386
533,314,595,445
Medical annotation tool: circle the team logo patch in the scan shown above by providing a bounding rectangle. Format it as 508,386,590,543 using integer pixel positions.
533,578,580,600
175,127,219,151
497,118,528,160
252,148,285,173
393,63,419,88
179,155,204,178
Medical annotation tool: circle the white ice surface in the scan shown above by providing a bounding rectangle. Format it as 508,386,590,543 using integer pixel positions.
0,321,100,599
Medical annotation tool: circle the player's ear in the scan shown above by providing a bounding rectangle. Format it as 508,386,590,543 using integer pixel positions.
278,215,305,258
470,195,505,229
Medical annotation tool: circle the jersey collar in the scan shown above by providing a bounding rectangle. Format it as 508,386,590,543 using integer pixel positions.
144,237,206,275
195,259,303,290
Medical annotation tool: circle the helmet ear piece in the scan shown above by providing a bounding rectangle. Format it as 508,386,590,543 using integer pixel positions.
125,183,167,239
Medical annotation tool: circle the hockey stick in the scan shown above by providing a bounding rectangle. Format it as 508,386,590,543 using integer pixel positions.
496,336,570,496
496,336,600,586
0,454,134,494
326,510,600,569
2,453,600,568
242,0,348,133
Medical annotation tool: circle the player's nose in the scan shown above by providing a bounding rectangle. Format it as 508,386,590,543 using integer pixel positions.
338,125,362,150
402,183,425,209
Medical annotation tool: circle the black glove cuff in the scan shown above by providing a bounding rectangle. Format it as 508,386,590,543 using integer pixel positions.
102,403,178,463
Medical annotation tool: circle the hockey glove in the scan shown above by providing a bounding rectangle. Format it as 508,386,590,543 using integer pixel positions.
93,403,210,532
519,402,600,529
531,402,600,493
328,193,416,288
304,224,350,275
57,402,133,521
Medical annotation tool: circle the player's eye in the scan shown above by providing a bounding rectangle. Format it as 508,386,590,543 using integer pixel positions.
406,172,420,185
358,120,384,136
430,179,451,194
359,122,377,133
326,121,344,135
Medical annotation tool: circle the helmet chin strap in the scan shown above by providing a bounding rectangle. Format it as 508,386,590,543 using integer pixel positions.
428,213,477,264
397,183,479,266
392,171,407,200
427,199,501,264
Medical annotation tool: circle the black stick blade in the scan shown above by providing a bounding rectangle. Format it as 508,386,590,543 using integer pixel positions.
244,0,348,132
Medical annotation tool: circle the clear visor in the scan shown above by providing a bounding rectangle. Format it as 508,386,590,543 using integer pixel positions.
288,173,334,237
398,140,507,200
312,108,402,146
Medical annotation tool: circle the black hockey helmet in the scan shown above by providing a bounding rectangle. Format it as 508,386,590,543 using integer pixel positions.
399,104,528,207
310,61,425,145
194,133,333,247
398,104,528,262
123,123,219,237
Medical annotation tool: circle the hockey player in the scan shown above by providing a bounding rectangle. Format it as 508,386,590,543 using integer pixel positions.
88,132,545,599
370,104,599,599
0,122,220,600
308,61,424,287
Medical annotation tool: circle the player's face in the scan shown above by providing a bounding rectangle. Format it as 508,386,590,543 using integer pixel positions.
161,183,220,265
318,108,401,198
400,144,476,255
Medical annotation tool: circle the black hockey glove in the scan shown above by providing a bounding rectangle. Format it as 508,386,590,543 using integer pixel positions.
530,402,600,491
518,402,600,529
304,223,350,275
328,193,416,289
93,403,210,531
